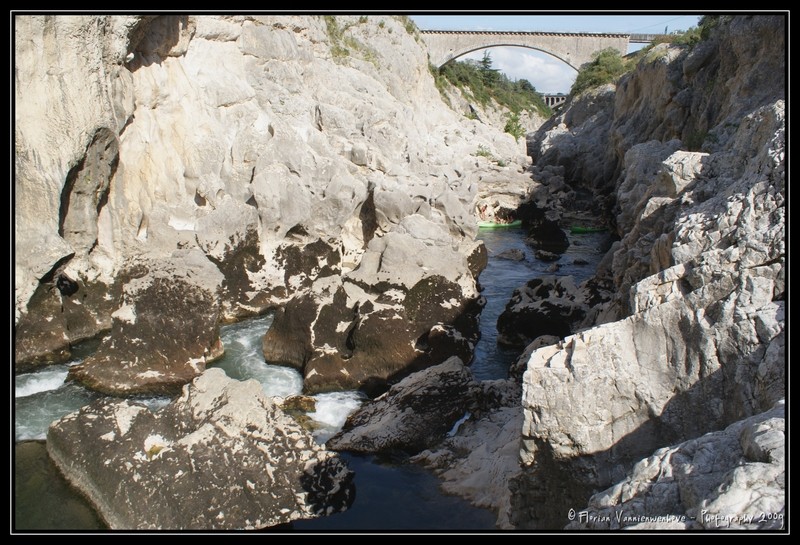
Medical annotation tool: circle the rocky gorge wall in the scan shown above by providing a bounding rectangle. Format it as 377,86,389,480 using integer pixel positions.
510,16,785,528
14,15,534,395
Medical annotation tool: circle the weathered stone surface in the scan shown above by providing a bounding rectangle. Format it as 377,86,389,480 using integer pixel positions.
47,368,354,529
429,17,786,530
68,250,224,395
496,276,587,348
412,377,523,528
514,275,784,527
566,401,785,530
15,15,525,390
265,268,484,395
327,357,475,454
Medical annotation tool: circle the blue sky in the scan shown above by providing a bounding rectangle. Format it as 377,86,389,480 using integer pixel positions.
411,14,703,93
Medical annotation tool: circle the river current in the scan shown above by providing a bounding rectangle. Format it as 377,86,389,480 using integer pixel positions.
13,227,609,530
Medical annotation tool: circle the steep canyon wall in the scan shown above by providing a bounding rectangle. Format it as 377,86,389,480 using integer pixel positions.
15,15,532,394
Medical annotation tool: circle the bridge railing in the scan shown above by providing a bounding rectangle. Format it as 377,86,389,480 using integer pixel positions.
629,33,672,43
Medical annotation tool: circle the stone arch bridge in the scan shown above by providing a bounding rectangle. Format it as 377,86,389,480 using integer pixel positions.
421,30,653,71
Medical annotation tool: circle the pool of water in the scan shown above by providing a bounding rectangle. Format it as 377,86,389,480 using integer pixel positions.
471,227,609,380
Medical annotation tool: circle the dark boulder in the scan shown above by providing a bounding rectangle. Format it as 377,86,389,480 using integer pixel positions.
327,357,476,454
496,276,587,348
68,251,224,396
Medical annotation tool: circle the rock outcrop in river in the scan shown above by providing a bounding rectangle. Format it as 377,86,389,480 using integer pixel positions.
14,15,530,394
47,368,354,529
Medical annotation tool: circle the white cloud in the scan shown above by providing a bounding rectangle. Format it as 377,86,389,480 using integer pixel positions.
462,47,577,94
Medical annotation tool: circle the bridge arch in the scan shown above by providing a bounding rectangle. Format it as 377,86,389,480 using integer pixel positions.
441,43,579,73
421,30,630,72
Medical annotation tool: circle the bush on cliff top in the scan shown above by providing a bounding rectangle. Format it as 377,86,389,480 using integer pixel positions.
570,17,723,97
570,48,632,96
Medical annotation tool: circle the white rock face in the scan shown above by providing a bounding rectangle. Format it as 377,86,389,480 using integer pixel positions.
510,17,785,529
14,15,532,387
566,400,785,530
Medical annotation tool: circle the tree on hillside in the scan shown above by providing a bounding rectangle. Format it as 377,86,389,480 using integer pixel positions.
478,51,500,86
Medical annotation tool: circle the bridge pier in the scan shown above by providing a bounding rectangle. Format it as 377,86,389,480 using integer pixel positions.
543,94,567,108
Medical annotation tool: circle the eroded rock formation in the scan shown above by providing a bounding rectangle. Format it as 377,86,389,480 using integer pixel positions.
425,16,784,531
511,16,785,529
15,15,529,393
47,368,354,529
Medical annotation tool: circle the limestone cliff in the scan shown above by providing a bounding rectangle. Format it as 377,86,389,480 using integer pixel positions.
14,15,530,393
420,16,784,529
512,15,785,528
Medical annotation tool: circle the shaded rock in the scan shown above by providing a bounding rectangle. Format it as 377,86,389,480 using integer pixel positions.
68,251,224,396
466,242,489,279
526,84,618,205
520,202,569,254
15,270,123,371
47,368,354,530
327,357,475,454
496,249,525,261
496,276,586,348
534,250,560,262
567,401,785,530
266,271,482,396
282,395,317,413
413,404,523,529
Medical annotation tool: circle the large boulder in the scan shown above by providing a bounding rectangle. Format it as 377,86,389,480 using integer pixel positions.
68,250,225,395
327,356,475,454
412,378,523,529
567,400,785,530
264,233,487,395
496,276,587,348
512,268,784,528
47,368,354,529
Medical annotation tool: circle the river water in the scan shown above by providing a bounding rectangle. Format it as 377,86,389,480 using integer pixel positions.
13,226,609,531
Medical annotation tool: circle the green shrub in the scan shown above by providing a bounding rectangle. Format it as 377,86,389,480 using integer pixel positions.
504,112,524,141
475,145,507,166
475,145,493,158
570,48,632,96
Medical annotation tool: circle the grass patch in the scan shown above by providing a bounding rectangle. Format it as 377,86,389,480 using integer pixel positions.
475,145,507,166
323,16,380,67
